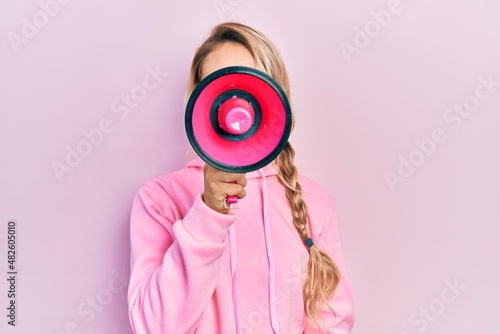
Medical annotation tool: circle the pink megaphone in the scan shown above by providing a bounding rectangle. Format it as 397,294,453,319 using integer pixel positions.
185,66,292,206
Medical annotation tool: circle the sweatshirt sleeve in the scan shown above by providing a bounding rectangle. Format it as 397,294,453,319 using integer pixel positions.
305,198,355,334
127,182,235,334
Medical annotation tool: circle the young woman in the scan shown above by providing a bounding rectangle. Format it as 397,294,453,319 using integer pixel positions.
128,22,354,334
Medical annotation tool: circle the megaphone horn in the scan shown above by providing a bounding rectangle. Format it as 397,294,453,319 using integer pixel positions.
185,66,292,204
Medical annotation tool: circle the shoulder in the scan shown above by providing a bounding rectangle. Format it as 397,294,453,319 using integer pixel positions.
140,165,202,194
298,174,336,234
140,159,203,192
134,165,203,220
298,174,334,210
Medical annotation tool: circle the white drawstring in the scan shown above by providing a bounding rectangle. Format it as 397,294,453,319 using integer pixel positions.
228,225,242,333
259,168,280,333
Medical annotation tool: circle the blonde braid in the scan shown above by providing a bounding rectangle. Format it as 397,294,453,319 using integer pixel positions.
277,142,341,325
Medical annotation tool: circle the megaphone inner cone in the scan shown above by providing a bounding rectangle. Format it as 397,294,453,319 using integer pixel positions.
218,97,255,135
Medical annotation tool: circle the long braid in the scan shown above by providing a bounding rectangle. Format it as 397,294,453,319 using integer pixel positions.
276,142,341,324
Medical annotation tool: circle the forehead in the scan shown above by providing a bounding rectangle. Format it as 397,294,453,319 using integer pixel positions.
201,43,257,79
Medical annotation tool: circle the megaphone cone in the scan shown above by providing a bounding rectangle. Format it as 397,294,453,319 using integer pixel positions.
185,66,292,174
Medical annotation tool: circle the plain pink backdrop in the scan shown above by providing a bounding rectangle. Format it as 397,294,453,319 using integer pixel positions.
1,0,499,333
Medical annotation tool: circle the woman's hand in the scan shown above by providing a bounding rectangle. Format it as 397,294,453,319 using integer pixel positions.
202,164,247,214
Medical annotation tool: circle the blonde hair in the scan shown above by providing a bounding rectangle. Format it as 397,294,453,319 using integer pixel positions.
186,22,341,326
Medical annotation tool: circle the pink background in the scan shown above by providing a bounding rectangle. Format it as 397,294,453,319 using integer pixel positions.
1,0,499,333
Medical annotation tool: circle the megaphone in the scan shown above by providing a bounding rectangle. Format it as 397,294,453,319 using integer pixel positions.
185,66,292,205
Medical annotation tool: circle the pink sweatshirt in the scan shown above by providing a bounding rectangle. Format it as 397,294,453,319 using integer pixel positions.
128,157,354,334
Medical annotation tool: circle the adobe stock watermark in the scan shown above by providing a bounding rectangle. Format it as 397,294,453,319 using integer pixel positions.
46,267,130,334
339,0,419,64
385,73,500,191
7,0,72,54
397,277,466,334
213,0,243,21
51,64,168,182
232,114,284,166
